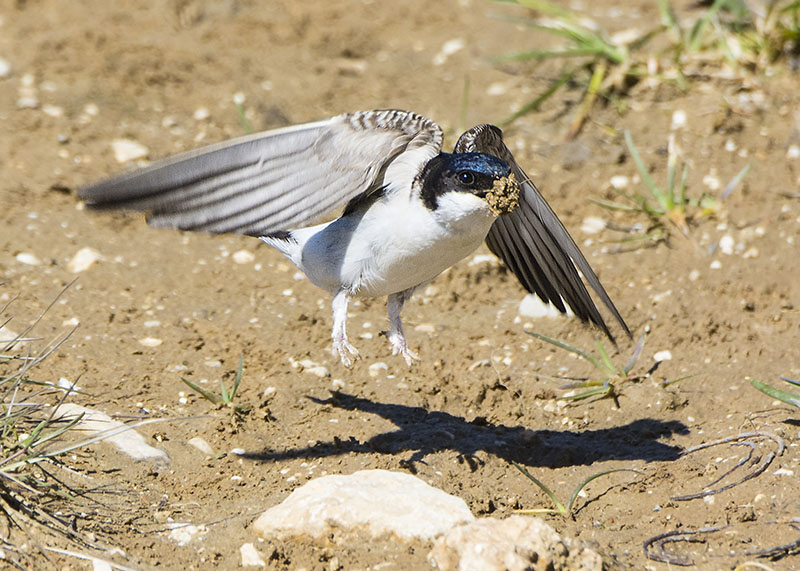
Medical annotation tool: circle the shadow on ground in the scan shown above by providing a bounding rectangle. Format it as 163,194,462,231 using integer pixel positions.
242,391,688,470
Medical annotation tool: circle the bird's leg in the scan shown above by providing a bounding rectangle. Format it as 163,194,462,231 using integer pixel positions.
386,290,419,366
331,290,360,367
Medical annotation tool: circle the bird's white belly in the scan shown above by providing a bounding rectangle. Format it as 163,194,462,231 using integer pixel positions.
298,192,497,297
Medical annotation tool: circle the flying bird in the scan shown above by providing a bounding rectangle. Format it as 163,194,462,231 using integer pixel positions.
79,109,630,366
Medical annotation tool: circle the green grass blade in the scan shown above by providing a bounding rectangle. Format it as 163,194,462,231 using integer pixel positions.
721,164,750,200
749,378,800,408
181,377,222,405
512,462,566,514
561,383,612,401
219,376,230,403
565,468,643,512
229,356,244,402
623,332,647,375
658,0,681,31
590,197,641,212
500,70,572,125
526,331,606,371
594,340,618,376
624,130,667,209
24,413,85,450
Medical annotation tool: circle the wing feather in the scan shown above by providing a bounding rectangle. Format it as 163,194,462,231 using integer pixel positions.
79,110,444,235
455,124,630,341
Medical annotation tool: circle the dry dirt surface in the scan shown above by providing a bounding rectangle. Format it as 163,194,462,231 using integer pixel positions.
1,0,799,569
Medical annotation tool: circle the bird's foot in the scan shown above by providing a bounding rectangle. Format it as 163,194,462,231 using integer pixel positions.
387,331,419,366
332,337,360,368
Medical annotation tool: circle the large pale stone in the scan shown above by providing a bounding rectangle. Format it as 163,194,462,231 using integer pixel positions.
428,515,602,571
53,404,169,467
253,469,474,542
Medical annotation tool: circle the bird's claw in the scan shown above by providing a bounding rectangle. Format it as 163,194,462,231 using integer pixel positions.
333,338,360,368
388,332,419,367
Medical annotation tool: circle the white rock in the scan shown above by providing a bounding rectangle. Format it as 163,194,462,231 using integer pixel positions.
0,57,9,78
787,144,800,160
240,543,266,567
67,246,104,273
15,252,41,266
167,523,207,546
518,294,570,319
718,235,735,255
232,249,255,264
138,337,162,347
253,470,474,542
52,404,170,466
580,216,606,234
609,175,629,190
368,362,388,378
193,107,210,121
670,109,687,130
42,104,63,117
653,350,672,362
432,38,465,65
414,323,436,333
111,138,149,163
188,437,215,456
92,559,113,571
428,516,601,571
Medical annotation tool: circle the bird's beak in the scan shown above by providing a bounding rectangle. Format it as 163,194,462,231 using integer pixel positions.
484,173,520,216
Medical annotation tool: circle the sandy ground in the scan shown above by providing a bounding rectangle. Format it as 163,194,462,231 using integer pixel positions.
1,0,799,568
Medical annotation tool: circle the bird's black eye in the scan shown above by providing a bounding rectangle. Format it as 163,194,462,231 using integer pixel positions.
457,171,476,186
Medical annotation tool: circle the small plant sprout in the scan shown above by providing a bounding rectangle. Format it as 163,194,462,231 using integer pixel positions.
181,356,248,413
748,376,800,409
526,329,650,405
512,461,642,518
593,131,749,247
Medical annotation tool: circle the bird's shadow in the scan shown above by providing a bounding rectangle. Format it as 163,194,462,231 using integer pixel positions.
242,391,688,471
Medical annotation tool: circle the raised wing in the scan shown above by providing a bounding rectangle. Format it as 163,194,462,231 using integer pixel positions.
454,124,630,342
79,110,444,236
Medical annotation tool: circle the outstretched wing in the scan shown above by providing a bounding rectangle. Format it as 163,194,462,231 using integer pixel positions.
79,110,443,236
454,124,630,342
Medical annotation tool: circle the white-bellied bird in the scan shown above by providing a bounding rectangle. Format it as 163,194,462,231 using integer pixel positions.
79,109,630,366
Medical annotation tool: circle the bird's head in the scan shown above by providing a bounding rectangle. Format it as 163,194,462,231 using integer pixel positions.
419,152,519,216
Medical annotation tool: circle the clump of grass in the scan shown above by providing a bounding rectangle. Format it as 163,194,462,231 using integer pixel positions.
496,0,800,133
594,131,749,247
749,376,800,408
181,355,248,413
526,330,650,405
495,0,664,137
0,284,119,566
512,461,642,517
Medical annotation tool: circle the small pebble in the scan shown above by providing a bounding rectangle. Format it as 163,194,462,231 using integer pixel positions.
67,246,103,272
232,250,255,264
787,145,800,160
653,350,672,362
15,252,41,265
670,109,687,130
432,38,464,65
0,57,10,78
193,107,210,121
609,175,629,190
240,543,266,567
138,337,163,347
111,139,149,163
368,362,388,378
188,437,216,457
580,216,606,234
718,235,735,255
